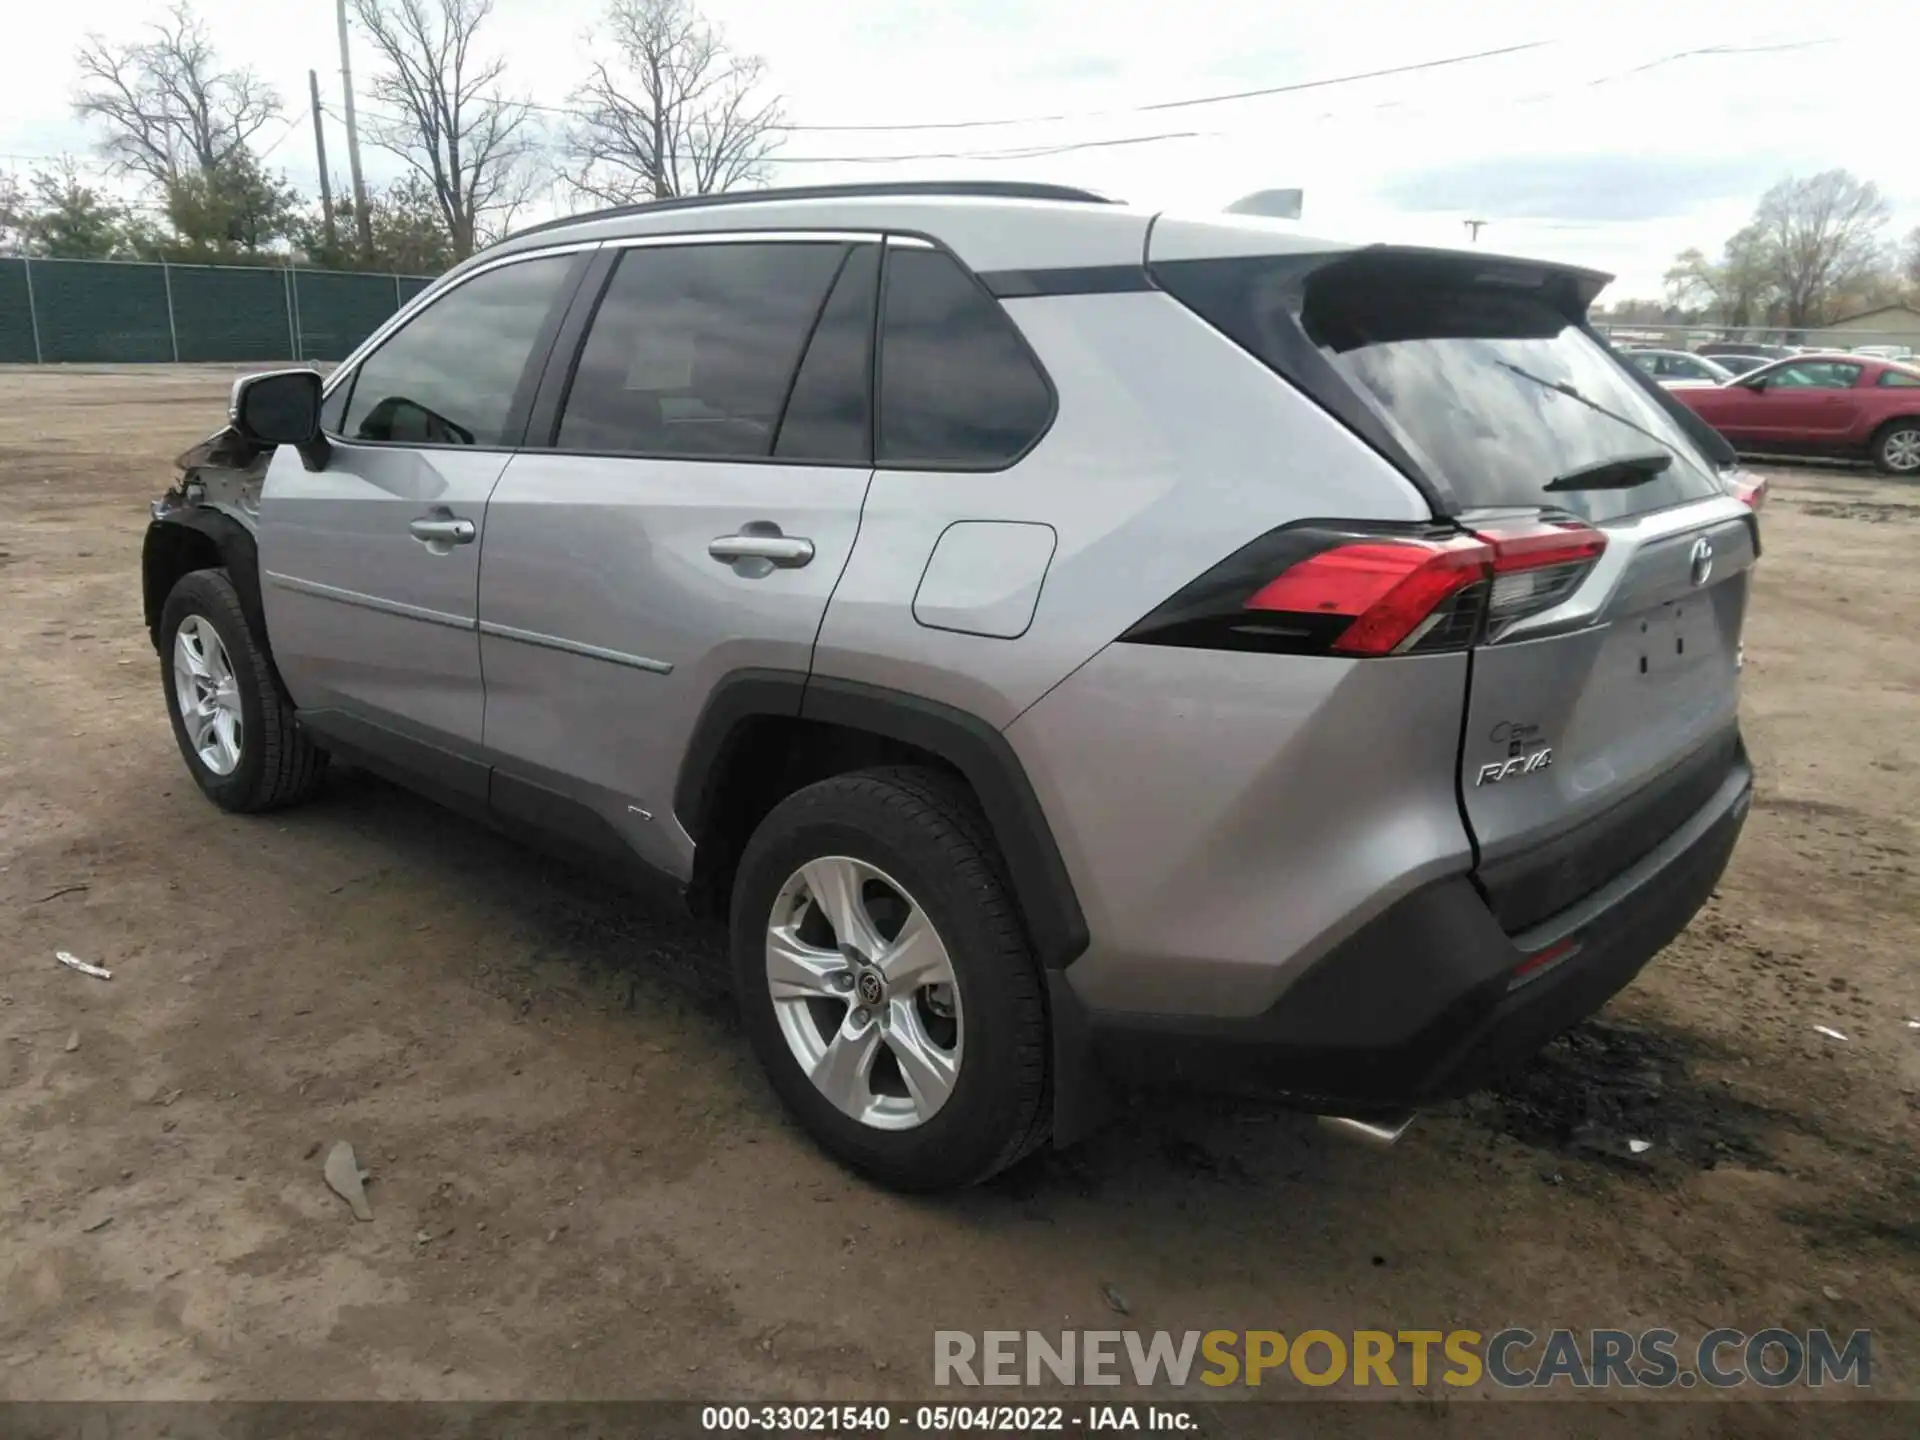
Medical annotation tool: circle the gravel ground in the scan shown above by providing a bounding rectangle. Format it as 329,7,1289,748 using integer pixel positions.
1,366,1915,1422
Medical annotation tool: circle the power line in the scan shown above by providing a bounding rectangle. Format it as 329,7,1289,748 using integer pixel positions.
531,39,1556,133
256,106,310,161
9,32,1853,182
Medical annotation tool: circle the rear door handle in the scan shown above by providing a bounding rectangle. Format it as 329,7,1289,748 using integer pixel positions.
409,516,476,545
708,531,814,568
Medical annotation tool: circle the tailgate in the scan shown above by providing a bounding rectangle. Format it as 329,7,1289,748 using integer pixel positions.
1293,248,1757,931
1462,503,1753,931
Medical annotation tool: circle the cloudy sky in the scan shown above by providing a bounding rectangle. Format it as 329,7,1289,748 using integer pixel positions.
3,0,1914,297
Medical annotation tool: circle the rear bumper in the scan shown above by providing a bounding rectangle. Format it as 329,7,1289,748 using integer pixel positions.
1068,744,1752,1114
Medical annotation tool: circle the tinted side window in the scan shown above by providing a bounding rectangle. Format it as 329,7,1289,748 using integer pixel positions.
1770,361,1862,389
877,246,1053,469
774,244,879,465
558,242,848,458
1878,369,1920,387
340,256,575,447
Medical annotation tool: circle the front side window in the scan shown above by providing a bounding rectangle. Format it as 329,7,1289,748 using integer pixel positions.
877,246,1053,469
557,241,849,458
337,255,577,447
1764,361,1863,390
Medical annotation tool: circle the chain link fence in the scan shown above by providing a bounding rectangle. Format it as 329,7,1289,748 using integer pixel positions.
1594,322,1920,359
0,257,439,366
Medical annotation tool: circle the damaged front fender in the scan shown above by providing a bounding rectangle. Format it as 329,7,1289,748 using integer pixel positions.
143,426,272,650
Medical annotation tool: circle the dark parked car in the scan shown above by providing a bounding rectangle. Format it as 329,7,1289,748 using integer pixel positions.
1708,353,1770,378
1674,354,1920,473
1697,341,1793,362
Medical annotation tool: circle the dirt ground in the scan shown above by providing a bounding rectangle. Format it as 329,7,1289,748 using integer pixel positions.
1,366,1916,1417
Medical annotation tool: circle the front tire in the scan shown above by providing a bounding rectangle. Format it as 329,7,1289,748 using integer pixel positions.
730,767,1050,1190
1871,420,1920,476
160,568,327,813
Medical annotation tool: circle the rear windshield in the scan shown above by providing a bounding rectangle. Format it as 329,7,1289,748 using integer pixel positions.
1301,268,1724,521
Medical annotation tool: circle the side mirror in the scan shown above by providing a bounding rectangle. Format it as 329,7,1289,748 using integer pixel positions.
230,368,329,470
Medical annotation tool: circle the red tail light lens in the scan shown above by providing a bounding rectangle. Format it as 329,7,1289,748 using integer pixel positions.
1246,536,1488,656
1122,517,1607,658
1724,471,1767,510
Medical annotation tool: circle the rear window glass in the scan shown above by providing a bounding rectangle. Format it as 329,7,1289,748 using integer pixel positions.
1301,271,1724,521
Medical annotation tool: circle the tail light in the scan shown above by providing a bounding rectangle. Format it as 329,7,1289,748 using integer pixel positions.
1122,517,1606,657
1724,470,1767,510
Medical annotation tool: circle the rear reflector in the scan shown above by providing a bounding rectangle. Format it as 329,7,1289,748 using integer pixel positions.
1508,936,1581,991
1123,517,1606,658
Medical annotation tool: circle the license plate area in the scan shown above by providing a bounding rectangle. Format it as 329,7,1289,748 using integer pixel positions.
1635,598,1707,678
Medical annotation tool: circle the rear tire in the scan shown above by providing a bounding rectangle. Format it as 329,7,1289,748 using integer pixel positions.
729,767,1050,1190
1871,419,1920,476
160,567,327,813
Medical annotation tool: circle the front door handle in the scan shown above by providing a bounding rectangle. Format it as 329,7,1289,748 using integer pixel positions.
708,529,815,568
409,516,476,545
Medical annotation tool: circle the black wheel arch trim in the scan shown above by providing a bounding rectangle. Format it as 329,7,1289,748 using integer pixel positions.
675,670,1091,969
144,506,269,654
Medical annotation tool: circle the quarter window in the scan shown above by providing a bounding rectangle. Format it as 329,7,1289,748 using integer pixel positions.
877,246,1053,469
337,255,577,446
557,241,849,459
1877,368,1920,387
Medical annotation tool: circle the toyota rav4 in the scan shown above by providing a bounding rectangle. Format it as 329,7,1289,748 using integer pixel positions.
142,181,1759,1190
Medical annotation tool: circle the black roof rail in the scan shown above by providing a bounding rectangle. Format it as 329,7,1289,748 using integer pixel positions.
504,180,1118,244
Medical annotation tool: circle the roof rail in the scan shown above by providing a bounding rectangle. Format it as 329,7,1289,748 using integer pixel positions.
505,180,1119,244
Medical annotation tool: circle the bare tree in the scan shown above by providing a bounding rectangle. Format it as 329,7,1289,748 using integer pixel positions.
73,2,283,188
1903,225,1920,292
1751,170,1891,328
1663,224,1776,329
350,0,539,260
564,0,783,205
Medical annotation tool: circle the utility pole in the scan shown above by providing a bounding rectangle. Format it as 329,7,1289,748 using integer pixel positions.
309,70,337,252
336,0,375,259
1464,218,1487,243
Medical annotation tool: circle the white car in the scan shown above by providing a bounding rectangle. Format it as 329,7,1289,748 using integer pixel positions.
1624,349,1736,389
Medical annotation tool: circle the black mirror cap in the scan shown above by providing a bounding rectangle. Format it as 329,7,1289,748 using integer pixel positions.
230,368,329,470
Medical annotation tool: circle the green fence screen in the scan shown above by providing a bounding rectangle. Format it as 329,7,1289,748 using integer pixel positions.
0,257,439,365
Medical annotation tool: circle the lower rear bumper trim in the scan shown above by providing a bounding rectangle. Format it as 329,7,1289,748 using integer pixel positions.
1065,745,1752,1113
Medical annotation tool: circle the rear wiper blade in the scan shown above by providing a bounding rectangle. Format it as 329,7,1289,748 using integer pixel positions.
1496,359,1686,462
1544,451,1673,492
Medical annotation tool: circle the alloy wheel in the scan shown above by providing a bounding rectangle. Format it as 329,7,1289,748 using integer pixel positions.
1884,427,1920,474
765,856,963,1130
172,615,244,776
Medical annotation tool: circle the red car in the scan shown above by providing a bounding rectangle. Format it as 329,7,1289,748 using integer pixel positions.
1673,353,1920,475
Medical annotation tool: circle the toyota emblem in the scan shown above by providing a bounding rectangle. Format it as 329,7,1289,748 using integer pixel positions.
1688,536,1714,588
855,970,884,1006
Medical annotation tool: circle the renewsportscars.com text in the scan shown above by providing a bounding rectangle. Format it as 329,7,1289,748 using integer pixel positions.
933,1328,1871,1390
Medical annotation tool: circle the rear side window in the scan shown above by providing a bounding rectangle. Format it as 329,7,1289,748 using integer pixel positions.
877,246,1053,469
1880,369,1920,387
558,242,848,458
774,244,879,465
338,255,576,447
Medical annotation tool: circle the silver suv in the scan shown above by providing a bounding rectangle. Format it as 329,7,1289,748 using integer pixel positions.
143,181,1758,1190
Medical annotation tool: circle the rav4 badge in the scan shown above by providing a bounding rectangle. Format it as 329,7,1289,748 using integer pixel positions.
1475,748,1555,786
